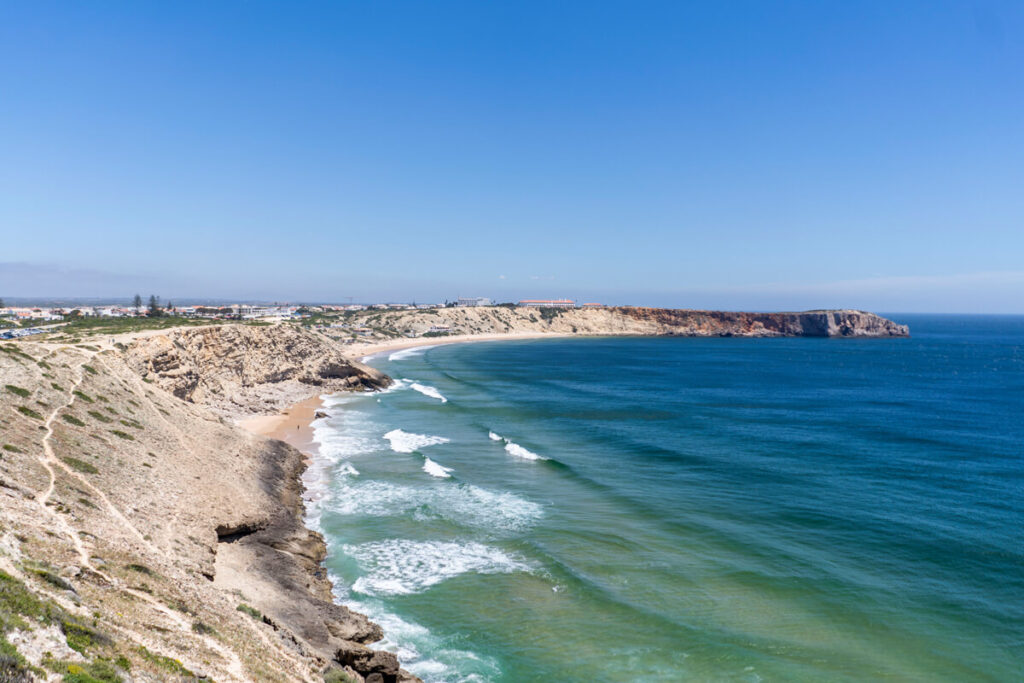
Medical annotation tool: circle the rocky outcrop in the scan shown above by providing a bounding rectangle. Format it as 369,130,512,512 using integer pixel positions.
615,308,910,337
125,324,390,418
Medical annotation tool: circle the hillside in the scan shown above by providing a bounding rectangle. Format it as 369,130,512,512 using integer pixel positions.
0,328,413,683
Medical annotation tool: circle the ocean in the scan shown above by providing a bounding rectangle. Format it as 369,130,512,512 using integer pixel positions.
307,315,1023,682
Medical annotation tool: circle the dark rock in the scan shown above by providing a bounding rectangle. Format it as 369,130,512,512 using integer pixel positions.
336,640,400,680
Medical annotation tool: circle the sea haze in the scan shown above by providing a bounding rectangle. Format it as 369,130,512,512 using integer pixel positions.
308,315,1024,682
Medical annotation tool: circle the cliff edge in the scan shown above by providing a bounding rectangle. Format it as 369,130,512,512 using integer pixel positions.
0,327,415,683
126,324,390,418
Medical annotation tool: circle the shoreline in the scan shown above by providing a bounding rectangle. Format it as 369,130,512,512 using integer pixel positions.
239,393,323,460
345,330,574,361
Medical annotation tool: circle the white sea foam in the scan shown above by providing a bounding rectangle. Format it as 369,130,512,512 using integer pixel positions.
488,431,502,441
504,440,545,461
388,345,441,362
338,462,360,477
344,540,531,596
409,382,447,403
304,394,386,529
330,480,543,532
383,429,450,454
422,457,453,478
342,596,501,682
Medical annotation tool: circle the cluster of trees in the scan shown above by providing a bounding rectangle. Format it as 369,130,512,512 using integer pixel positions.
132,294,175,317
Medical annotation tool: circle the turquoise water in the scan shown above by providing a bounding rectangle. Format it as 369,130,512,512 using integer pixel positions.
310,315,1023,681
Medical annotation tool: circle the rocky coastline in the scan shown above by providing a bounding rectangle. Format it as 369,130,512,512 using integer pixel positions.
0,310,907,682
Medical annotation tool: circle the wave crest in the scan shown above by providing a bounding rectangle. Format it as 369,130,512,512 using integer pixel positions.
344,540,530,596
383,428,450,454
422,457,453,478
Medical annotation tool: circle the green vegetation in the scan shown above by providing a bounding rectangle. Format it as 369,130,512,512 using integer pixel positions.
0,637,32,682
0,345,34,361
118,419,142,430
2,445,23,454
62,415,86,427
0,569,54,631
62,457,99,474
51,382,64,391
123,564,155,577
109,430,134,441
191,620,216,636
61,617,109,654
31,569,73,592
47,658,122,683
538,307,564,323
4,385,29,398
136,646,193,677
73,391,93,403
82,365,97,375
422,331,452,338
15,406,43,420
323,667,358,683
58,315,212,337
236,603,262,620
87,411,112,424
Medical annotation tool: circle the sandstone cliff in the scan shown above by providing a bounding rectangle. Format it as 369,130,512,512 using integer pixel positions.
0,331,414,683
329,306,908,349
125,325,389,418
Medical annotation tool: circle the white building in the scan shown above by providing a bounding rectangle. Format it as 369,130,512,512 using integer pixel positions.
457,297,492,307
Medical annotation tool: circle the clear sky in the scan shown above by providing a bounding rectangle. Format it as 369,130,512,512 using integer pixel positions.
2,1,1022,311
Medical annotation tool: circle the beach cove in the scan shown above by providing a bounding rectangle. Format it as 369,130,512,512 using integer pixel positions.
274,315,1023,682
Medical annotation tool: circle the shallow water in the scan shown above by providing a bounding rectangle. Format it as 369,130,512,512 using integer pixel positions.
310,315,1024,681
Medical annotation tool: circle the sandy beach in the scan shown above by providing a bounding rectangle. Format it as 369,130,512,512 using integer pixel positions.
239,393,324,457
237,332,570,455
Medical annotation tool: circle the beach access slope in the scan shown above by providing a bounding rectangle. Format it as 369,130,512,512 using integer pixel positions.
0,325,413,683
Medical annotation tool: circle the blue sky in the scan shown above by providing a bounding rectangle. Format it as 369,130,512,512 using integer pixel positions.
1,1,1022,311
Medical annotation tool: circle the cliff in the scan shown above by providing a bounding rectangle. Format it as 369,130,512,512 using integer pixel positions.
0,314,905,682
125,324,389,418
0,328,415,683
328,306,908,351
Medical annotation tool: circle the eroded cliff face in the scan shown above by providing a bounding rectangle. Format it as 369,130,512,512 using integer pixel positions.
0,334,415,683
615,308,910,337
332,306,909,345
125,324,389,418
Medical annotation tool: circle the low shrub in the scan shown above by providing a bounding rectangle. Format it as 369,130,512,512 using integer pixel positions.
62,457,98,474
15,406,42,420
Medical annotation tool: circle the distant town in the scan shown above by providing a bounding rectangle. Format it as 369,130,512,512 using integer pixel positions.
0,296,607,340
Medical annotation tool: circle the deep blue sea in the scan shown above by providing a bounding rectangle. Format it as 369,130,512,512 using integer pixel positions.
307,315,1024,681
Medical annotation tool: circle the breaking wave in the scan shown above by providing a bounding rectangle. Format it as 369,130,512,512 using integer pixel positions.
422,457,454,478
384,429,450,454
409,382,448,403
344,540,531,596
330,480,543,533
